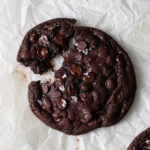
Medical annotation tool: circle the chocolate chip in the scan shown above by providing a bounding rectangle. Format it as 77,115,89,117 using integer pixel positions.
39,35,49,47
80,108,92,123
41,48,49,58
67,83,76,95
105,78,116,90
42,96,52,112
41,83,48,94
81,82,89,91
46,24,57,30
84,72,95,83
70,64,82,76
80,92,93,103
77,41,87,50
52,113,61,122
116,55,124,63
57,98,67,110
102,65,112,76
29,33,36,43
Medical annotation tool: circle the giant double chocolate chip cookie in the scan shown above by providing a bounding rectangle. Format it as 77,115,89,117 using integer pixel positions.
127,128,150,150
18,18,136,135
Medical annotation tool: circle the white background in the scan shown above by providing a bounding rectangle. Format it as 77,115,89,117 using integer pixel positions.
0,0,150,149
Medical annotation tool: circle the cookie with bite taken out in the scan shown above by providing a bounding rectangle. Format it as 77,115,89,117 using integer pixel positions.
28,25,136,135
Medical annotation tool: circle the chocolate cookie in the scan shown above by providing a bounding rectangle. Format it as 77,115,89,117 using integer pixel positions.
28,26,136,135
127,128,150,150
17,18,76,74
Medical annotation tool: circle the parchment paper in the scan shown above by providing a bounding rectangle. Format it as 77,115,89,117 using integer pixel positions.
0,0,150,149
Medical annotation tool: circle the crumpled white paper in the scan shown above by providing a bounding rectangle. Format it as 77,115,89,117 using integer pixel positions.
0,0,150,149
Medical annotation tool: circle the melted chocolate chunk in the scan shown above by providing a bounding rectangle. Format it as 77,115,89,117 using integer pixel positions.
84,72,95,83
77,41,87,50
29,33,37,43
57,98,67,110
105,78,116,91
70,64,82,76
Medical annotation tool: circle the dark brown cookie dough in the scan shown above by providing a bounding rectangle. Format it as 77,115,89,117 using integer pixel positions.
17,18,76,74
28,26,136,135
127,128,150,150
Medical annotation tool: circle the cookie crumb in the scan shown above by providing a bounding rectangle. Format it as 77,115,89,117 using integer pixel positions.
76,138,80,142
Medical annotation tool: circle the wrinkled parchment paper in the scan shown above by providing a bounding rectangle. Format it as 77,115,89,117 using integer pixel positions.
0,0,150,149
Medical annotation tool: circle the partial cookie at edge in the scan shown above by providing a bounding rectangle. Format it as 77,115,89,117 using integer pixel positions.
127,127,150,150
